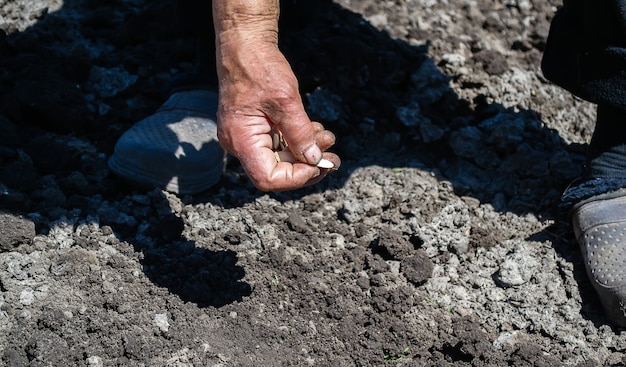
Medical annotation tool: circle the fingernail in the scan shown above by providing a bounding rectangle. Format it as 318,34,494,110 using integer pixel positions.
303,144,321,164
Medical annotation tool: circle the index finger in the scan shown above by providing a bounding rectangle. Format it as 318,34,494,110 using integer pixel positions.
238,144,323,192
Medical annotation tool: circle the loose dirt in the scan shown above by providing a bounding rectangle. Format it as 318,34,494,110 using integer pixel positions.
1,0,624,366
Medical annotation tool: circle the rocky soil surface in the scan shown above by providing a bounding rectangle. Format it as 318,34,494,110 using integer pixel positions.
1,0,624,366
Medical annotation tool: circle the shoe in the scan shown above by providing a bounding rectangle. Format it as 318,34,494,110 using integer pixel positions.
108,90,225,194
570,186,626,327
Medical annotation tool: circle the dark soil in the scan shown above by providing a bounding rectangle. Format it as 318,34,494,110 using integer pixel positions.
1,0,625,366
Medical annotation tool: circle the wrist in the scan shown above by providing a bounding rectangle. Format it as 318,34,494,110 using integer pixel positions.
212,0,279,46
213,1,284,93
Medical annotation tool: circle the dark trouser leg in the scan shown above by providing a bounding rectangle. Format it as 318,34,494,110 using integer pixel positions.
178,0,214,75
587,105,626,179
542,0,626,181
173,0,216,90
542,0,626,109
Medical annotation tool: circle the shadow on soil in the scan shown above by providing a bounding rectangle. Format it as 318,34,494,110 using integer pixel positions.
141,241,252,308
0,0,590,310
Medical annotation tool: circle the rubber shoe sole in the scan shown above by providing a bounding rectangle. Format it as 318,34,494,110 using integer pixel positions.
108,90,225,195
571,189,626,327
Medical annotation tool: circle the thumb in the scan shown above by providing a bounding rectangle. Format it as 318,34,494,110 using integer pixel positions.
276,110,323,165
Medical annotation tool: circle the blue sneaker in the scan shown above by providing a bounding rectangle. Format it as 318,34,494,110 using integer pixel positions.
108,90,225,194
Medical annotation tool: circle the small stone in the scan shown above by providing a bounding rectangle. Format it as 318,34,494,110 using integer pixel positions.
86,356,104,367
154,313,169,332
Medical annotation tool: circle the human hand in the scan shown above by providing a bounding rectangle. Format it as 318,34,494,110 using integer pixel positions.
213,1,340,191
215,44,340,191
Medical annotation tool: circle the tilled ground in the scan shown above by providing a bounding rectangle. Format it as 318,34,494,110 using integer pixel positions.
1,0,625,366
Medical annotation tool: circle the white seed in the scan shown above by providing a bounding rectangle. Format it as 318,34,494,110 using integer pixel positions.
275,149,334,169
317,159,334,169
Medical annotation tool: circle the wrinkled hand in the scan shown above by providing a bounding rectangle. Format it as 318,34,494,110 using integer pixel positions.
215,36,340,191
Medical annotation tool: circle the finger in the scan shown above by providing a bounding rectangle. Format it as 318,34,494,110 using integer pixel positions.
301,151,341,186
311,121,325,132
243,148,341,191
274,109,323,165
281,120,335,160
239,146,322,191
315,129,336,152
270,162,323,191
307,121,337,154
322,152,341,171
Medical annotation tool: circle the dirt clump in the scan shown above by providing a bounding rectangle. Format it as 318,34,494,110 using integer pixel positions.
1,0,624,366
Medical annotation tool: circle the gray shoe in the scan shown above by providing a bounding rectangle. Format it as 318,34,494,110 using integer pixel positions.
571,188,626,327
108,90,225,194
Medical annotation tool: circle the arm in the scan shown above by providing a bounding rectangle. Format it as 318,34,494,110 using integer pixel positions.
212,0,340,191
